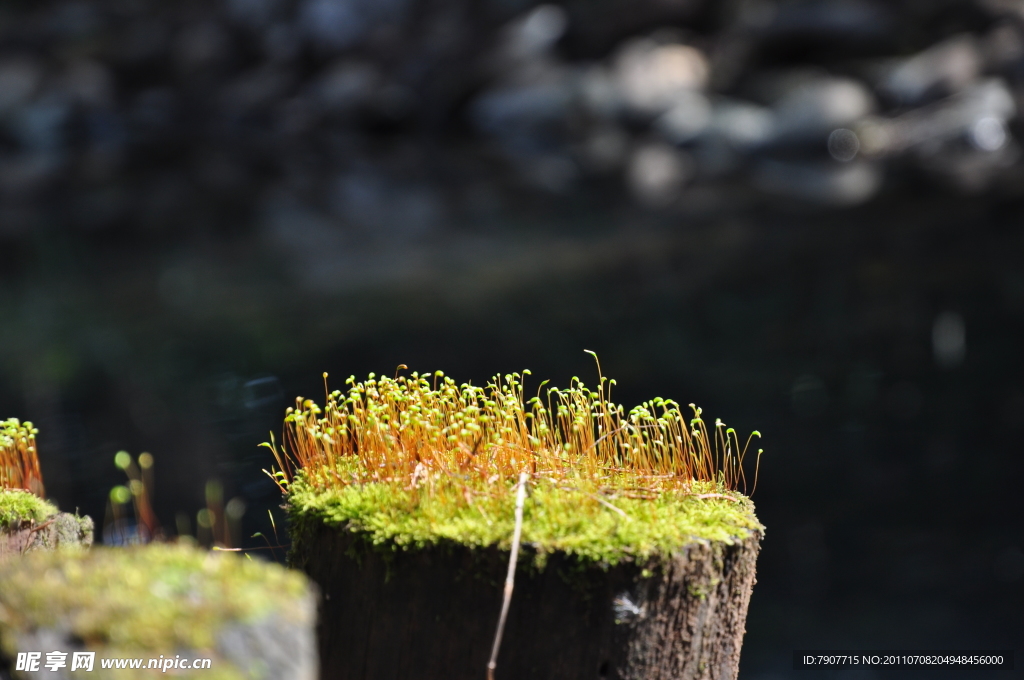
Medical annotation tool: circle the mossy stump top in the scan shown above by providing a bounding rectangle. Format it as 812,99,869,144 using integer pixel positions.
0,543,317,680
272,367,763,564
287,472,761,568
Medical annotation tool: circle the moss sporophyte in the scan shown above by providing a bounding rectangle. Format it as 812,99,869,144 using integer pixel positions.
267,356,765,566
1,417,55,529
1,418,45,497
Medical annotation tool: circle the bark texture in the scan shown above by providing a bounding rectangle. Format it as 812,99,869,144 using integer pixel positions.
294,525,760,680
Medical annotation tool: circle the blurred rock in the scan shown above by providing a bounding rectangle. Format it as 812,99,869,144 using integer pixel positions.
612,37,709,116
981,0,1024,19
471,5,580,158
299,0,368,50
496,4,568,65
864,78,1016,154
627,142,692,206
471,73,576,155
0,0,1022,224
703,99,776,150
771,76,875,140
10,95,71,155
579,64,619,118
298,0,410,50
881,34,982,105
655,89,712,143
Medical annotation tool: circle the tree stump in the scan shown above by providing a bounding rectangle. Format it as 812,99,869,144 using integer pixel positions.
0,513,94,560
276,368,766,679
293,524,761,680
0,543,318,680
0,490,91,561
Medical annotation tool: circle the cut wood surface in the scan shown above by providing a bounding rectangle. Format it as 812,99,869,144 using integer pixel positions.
297,525,761,680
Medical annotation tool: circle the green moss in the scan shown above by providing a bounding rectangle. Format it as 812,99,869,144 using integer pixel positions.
0,543,312,679
287,471,762,567
0,489,57,528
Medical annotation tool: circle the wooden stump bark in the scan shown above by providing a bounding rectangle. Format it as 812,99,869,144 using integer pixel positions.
294,524,760,680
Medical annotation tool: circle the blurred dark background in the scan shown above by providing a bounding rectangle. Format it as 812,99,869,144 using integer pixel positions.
0,0,1022,676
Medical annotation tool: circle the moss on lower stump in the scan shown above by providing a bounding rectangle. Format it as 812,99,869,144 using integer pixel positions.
0,543,317,680
0,490,93,559
0,490,57,529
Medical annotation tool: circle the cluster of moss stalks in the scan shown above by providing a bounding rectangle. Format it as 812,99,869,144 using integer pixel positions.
0,418,44,497
270,360,764,566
